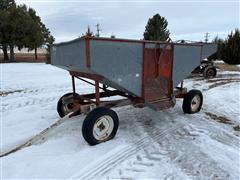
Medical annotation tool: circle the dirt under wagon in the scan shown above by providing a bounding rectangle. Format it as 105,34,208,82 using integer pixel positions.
51,36,217,145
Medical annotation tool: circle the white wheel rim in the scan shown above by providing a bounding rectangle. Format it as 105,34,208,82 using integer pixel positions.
93,115,114,141
191,95,201,112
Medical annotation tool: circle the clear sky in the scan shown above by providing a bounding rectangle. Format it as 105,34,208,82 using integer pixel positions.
16,0,239,43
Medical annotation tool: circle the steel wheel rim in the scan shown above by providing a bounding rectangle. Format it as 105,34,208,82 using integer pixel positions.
93,115,114,141
62,104,72,115
207,69,214,77
191,95,201,112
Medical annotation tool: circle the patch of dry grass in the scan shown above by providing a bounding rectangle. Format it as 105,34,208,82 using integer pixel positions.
215,62,240,72
0,53,46,63
233,125,240,131
206,80,240,90
205,112,240,133
0,90,23,96
205,112,233,125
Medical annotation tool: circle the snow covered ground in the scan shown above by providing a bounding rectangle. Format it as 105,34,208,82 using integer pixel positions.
1,63,240,179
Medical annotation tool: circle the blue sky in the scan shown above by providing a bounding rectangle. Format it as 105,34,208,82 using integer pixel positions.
16,0,239,43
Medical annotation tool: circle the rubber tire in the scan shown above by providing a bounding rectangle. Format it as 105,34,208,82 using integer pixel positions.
203,66,217,78
82,107,119,145
57,93,79,118
182,90,203,114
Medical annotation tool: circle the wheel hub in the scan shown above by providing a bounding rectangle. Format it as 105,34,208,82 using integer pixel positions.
63,102,80,115
97,122,106,131
93,115,114,141
191,95,201,112
207,69,214,77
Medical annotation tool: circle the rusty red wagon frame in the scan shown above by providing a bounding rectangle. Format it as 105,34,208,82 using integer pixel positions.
66,70,187,117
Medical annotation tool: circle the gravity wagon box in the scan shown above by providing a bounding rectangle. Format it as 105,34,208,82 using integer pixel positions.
51,36,216,145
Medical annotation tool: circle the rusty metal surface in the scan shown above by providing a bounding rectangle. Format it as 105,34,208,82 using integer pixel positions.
144,97,175,111
70,71,103,81
85,37,91,67
143,45,173,102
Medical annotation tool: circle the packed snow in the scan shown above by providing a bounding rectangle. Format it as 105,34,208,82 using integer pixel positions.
1,63,240,179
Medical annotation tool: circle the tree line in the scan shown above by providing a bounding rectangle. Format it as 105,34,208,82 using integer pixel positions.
210,29,240,65
0,0,54,62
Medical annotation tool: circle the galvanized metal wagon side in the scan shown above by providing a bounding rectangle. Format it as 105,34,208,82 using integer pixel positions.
51,36,216,145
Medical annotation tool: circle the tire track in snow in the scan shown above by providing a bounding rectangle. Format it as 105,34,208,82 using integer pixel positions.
2,84,70,97
2,86,93,112
158,114,237,179
192,113,240,149
105,111,237,180
106,146,189,180
69,124,184,179
157,127,231,179
2,96,58,111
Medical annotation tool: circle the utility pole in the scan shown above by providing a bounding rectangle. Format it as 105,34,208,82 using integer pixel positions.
96,23,101,37
204,32,210,42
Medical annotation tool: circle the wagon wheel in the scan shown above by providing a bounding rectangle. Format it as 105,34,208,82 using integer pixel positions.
82,107,119,145
182,90,203,114
57,93,81,118
203,66,217,78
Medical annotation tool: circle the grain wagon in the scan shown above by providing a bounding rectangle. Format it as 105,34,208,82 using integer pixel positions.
51,36,217,145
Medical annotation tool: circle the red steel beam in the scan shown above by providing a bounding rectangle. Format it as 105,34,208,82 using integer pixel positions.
95,80,100,105
70,71,103,81
85,37,91,67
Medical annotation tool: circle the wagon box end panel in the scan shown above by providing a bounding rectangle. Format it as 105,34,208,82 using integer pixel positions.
173,45,202,87
201,43,218,60
50,38,90,73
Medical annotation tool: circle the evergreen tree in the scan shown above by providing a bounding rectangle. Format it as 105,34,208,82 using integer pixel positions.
26,8,44,60
0,0,16,62
8,4,31,62
0,0,15,10
42,23,55,63
82,26,94,37
221,29,240,65
0,10,9,61
143,14,170,41
0,0,54,62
